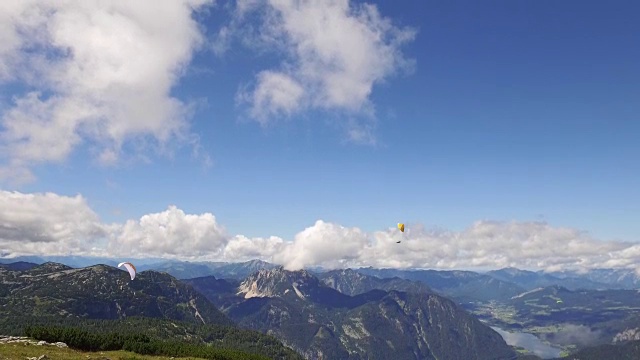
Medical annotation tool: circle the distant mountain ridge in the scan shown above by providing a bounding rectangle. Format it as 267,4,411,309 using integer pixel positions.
0,255,186,270
318,268,432,296
354,267,526,302
0,261,38,271
137,259,279,280
487,267,619,291
549,268,640,289
137,260,217,279
4,256,638,290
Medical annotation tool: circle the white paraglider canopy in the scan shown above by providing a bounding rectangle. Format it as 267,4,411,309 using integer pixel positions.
118,261,137,280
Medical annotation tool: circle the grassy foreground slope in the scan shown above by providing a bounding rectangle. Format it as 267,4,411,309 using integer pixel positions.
0,316,302,360
0,340,206,360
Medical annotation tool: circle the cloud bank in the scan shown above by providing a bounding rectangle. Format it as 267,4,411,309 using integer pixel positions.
228,0,416,142
0,0,213,184
2,190,639,273
0,190,107,256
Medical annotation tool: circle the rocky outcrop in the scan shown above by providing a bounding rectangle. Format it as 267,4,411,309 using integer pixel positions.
0,335,67,348
613,328,640,342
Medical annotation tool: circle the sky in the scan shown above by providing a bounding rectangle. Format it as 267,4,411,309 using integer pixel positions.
0,0,639,271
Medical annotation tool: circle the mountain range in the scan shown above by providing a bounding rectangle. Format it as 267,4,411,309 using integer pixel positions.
4,256,640,359
4,255,639,291
0,261,232,325
1,261,521,359
486,267,630,291
0,262,302,359
354,267,526,302
187,266,518,360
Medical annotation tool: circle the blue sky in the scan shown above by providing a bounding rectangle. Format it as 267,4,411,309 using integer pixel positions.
1,0,639,269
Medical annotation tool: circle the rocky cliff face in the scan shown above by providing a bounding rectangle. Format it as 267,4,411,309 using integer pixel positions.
237,266,321,300
614,328,640,342
193,267,517,360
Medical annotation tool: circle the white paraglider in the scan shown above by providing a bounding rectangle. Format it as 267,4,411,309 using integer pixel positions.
118,261,137,280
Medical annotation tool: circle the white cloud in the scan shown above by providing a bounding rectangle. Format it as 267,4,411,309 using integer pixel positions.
238,71,305,125
223,235,285,261
108,205,228,260
274,220,370,270
376,221,630,272
343,117,377,145
0,0,213,184
1,190,639,273
229,0,416,139
219,220,638,273
0,190,107,257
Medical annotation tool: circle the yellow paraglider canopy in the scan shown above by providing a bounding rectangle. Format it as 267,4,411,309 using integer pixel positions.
397,223,405,232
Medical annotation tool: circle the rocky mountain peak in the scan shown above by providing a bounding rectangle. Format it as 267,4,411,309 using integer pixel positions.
337,268,363,276
244,259,272,269
27,262,74,275
237,266,320,299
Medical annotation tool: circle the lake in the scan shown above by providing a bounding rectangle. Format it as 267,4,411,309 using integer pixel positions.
491,326,563,359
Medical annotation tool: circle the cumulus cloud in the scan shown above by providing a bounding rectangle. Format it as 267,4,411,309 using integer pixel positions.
229,0,416,140
382,221,631,272
2,190,640,273
223,235,285,262
239,71,305,125
274,220,370,270
0,190,107,257
108,205,228,260
0,191,232,261
0,0,213,184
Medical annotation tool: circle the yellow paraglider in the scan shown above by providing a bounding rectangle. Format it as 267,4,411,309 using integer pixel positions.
118,261,137,280
396,223,405,243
